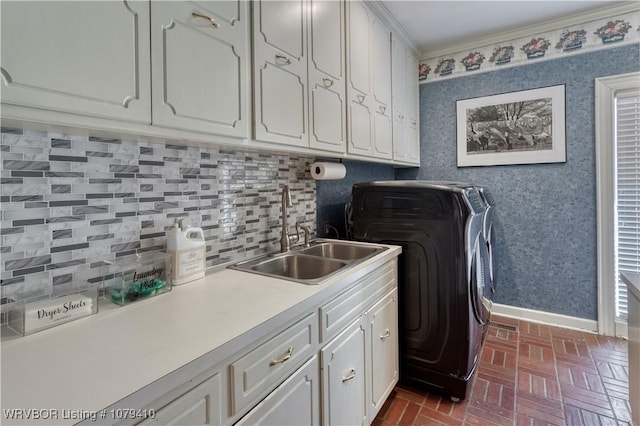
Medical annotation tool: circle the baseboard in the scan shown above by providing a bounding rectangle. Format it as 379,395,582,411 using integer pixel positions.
492,303,599,334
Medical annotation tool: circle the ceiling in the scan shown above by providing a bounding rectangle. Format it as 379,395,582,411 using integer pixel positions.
381,0,620,56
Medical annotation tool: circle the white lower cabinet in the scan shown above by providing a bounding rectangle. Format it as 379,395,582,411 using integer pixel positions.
322,318,368,426
236,356,320,425
138,373,222,425
130,260,398,426
368,289,399,419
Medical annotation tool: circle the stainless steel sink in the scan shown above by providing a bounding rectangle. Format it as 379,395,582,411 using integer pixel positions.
298,242,380,261
251,254,347,280
229,239,387,284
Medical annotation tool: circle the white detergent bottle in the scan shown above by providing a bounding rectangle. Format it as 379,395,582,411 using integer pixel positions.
167,218,206,285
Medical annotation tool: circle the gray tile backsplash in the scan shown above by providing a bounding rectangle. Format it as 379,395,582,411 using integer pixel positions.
0,128,316,301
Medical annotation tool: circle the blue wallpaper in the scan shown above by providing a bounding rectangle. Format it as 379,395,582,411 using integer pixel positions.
316,45,639,320
396,43,640,320
315,160,394,238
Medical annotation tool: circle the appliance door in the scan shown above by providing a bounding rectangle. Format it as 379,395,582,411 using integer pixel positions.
470,234,491,325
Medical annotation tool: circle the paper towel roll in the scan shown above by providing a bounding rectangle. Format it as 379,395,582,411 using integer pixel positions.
311,162,346,180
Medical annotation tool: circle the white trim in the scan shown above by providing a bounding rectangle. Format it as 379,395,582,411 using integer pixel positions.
421,1,640,60
492,303,598,333
595,72,640,337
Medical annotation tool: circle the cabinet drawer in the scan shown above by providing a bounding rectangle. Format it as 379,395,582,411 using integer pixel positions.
236,355,320,425
319,260,396,343
138,373,221,425
229,312,318,415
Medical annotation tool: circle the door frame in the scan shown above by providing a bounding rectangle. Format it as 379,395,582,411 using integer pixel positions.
595,71,640,337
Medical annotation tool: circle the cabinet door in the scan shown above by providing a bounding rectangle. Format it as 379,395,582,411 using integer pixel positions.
1,1,150,123
151,1,249,138
139,373,221,425
391,35,408,162
236,356,320,426
321,317,367,426
308,0,347,153
253,0,308,147
371,17,392,160
406,52,421,164
346,0,373,156
368,289,399,419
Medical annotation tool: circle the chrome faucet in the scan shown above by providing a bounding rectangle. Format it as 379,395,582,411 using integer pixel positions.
296,222,311,247
280,185,295,252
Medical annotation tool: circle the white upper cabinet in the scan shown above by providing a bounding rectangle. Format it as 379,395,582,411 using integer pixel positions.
151,1,249,138
253,0,345,153
1,1,151,123
308,0,347,153
391,33,420,165
346,0,393,160
252,0,308,147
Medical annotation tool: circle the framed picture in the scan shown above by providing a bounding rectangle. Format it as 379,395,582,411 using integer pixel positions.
456,85,566,167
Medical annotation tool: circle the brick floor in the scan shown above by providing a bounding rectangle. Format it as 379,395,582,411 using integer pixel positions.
374,316,630,426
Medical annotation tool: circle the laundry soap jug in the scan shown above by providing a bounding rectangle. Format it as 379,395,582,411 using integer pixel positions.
167,219,206,285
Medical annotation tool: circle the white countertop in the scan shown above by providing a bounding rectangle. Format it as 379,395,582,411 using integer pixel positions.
0,241,400,425
620,271,640,299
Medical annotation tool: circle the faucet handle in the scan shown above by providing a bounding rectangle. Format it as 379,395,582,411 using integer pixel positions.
295,222,311,247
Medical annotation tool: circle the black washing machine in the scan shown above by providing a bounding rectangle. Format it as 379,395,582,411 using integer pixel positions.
351,181,490,401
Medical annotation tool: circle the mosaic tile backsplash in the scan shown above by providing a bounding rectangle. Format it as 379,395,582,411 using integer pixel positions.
0,128,316,302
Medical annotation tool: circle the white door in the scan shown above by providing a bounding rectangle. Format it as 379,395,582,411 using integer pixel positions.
253,0,308,147
368,290,399,418
308,0,347,153
321,318,367,426
151,1,249,138
237,356,320,426
346,0,373,156
1,1,151,123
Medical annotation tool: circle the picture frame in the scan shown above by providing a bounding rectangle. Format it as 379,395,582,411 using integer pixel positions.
456,85,566,167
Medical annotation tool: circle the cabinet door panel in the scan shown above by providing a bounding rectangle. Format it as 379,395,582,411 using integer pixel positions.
237,356,319,426
322,318,367,426
391,37,406,118
369,290,399,418
1,1,150,123
311,87,345,149
258,1,305,59
151,1,247,137
371,18,391,108
139,373,221,425
349,102,373,156
308,0,346,152
309,0,343,79
373,109,393,159
258,64,306,140
253,0,308,146
347,0,370,95
406,53,420,163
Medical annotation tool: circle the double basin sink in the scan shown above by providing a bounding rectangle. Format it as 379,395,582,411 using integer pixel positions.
229,239,387,284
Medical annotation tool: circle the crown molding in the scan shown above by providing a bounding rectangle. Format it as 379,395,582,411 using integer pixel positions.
420,1,640,60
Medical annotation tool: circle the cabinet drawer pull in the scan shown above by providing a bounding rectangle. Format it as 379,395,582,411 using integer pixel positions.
379,105,386,114
380,329,391,340
192,12,219,28
342,368,356,383
269,347,293,366
323,77,334,87
276,54,292,65
356,94,365,103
